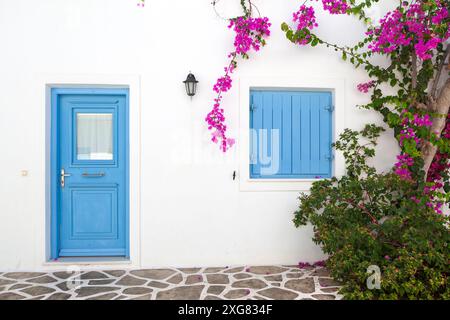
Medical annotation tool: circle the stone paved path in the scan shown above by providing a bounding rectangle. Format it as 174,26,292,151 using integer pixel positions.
0,266,342,300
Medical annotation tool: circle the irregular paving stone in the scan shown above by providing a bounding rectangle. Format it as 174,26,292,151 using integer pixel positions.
87,293,118,300
311,268,331,277
29,295,46,300
258,288,298,300
156,285,204,300
224,289,250,299
75,286,119,298
131,269,176,280
206,274,229,284
253,295,267,300
285,278,315,294
167,273,183,284
0,279,16,286
0,286,5,292
247,266,288,275
321,287,340,293
88,279,116,285
207,285,226,295
26,275,58,284
21,286,55,296
234,273,252,280
123,287,153,295
319,278,342,287
104,270,126,277
0,292,25,300
47,292,71,300
232,279,267,290
116,275,146,286
205,295,222,300
81,271,108,280
223,267,244,273
132,294,152,300
53,271,74,280
271,283,280,287
178,268,201,274
312,294,336,300
186,275,203,285
115,295,128,300
9,284,31,290
3,272,46,280
56,281,78,291
264,275,282,282
148,281,169,289
204,267,225,273
286,272,303,279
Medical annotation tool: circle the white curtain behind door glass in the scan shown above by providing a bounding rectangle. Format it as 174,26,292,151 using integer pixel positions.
77,113,113,160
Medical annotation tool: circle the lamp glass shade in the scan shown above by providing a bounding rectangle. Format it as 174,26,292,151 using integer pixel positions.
183,73,198,96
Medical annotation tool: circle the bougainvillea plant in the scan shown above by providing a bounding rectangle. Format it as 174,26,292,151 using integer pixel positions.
207,0,271,151
282,0,450,213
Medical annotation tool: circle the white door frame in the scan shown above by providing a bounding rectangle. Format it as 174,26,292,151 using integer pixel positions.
37,73,141,270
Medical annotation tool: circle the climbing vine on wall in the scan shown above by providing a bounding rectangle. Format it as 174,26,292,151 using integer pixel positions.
207,0,271,152
281,0,450,213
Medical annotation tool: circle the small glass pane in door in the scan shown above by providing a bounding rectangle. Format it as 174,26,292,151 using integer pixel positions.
76,113,113,160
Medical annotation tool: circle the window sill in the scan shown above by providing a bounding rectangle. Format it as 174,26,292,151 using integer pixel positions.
240,178,323,192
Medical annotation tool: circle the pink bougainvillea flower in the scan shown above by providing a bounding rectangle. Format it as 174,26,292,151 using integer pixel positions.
357,80,376,93
394,154,414,180
293,5,318,31
367,2,449,60
320,0,350,15
206,16,271,152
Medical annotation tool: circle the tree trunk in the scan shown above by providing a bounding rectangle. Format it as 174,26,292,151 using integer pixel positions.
422,78,450,179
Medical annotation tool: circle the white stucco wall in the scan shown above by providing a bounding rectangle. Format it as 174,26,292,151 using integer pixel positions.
0,0,398,270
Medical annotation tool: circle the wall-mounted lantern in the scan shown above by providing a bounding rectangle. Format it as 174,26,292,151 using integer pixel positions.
183,72,198,97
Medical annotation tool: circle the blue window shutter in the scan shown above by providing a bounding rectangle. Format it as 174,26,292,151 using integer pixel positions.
250,90,332,179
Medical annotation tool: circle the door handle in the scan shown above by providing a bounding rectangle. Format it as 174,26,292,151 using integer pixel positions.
60,168,71,188
82,172,105,177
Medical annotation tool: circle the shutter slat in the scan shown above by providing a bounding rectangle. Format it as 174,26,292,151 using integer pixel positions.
292,94,302,174
300,94,311,174
310,94,321,174
281,93,292,175
250,92,263,177
262,92,273,166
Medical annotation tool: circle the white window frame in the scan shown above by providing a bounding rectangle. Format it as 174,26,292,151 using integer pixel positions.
239,76,346,192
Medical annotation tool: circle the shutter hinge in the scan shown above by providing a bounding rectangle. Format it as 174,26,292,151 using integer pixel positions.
325,154,335,161
324,105,334,112
250,104,257,111
250,154,256,163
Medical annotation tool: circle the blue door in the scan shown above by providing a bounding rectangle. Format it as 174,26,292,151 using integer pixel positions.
51,88,129,258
